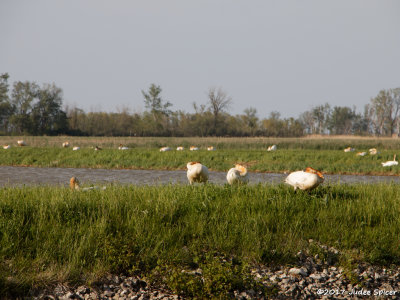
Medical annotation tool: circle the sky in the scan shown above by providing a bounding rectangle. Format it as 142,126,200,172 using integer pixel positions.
1,0,400,118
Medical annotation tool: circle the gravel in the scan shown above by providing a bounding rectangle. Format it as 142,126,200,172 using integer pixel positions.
30,243,400,299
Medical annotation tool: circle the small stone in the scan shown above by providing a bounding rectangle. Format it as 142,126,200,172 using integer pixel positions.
54,284,68,297
310,274,322,281
269,275,278,282
76,286,90,295
104,289,115,298
289,267,308,276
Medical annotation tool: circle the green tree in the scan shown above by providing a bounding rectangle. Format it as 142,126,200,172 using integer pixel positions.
241,107,259,135
141,84,173,136
142,84,172,117
9,81,38,133
327,106,356,135
0,73,13,133
31,83,68,134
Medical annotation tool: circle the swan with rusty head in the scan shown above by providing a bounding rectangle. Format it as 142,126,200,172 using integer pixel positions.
118,144,129,150
160,146,171,152
344,147,355,152
17,140,27,146
186,162,209,184
70,177,106,191
227,164,249,185
285,167,324,191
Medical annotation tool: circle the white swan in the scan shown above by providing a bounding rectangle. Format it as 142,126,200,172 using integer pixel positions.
207,146,215,151
285,167,324,191
381,155,398,167
17,140,26,146
344,147,355,152
186,162,209,184
3,145,11,149
369,148,379,155
72,146,80,151
70,177,106,191
190,146,199,151
267,145,277,151
118,144,129,150
62,141,70,148
176,146,184,151
226,164,249,185
160,147,171,152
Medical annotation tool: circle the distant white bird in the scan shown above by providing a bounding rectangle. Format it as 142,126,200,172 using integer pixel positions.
356,152,367,156
190,146,199,151
3,145,11,149
176,146,184,151
186,162,209,184
344,147,355,152
160,146,171,152
69,177,106,191
72,146,80,151
369,148,379,155
17,140,26,146
285,167,324,191
118,144,129,150
62,141,70,148
207,146,215,151
226,164,249,185
267,145,277,151
381,155,398,167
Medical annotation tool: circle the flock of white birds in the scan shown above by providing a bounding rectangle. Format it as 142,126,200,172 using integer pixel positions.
185,161,324,191
347,147,398,167
2,141,398,190
160,146,215,152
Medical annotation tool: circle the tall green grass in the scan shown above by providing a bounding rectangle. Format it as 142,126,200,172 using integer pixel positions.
1,147,400,175
1,184,400,296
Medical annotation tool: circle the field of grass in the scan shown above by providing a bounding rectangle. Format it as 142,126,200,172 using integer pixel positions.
1,146,400,176
2,135,400,150
1,183,400,297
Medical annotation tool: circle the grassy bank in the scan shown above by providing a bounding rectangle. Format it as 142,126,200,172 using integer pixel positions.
1,184,400,297
1,135,400,150
1,147,400,175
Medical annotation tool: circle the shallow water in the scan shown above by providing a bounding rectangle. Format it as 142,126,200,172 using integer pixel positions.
1,166,400,187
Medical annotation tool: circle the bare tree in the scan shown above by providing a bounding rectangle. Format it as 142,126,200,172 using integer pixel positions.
367,88,400,136
312,103,330,134
207,87,232,134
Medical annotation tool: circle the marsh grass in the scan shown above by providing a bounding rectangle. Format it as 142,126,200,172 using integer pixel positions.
1,147,400,175
1,184,400,297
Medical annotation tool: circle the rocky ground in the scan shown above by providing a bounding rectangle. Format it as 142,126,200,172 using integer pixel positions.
30,242,400,299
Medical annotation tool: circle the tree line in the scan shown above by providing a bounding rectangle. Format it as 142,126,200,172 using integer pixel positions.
1,73,399,137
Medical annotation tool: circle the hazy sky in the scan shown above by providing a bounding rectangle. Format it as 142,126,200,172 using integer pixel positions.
1,1,400,118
